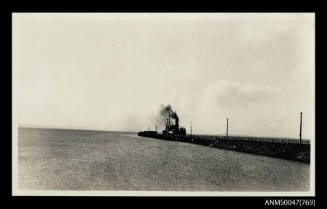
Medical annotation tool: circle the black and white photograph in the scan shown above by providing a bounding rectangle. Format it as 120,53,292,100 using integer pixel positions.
12,13,315,196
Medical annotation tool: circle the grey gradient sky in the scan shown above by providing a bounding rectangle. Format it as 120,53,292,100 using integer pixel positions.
13,13,315,139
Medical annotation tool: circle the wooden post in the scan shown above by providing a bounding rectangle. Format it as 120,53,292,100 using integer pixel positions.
226,118,229,139
299,112,303,144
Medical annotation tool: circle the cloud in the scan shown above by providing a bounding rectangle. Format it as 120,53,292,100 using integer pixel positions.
204,80,281,108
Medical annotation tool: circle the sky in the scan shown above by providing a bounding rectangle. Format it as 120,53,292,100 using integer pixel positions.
13,13,315,139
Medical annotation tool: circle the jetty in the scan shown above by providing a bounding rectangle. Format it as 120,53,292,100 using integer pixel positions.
138,131,310,163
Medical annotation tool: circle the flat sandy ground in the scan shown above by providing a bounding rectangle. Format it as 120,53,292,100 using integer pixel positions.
17,128,310,191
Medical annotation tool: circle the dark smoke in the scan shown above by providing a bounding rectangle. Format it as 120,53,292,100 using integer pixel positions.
148,104,181,132
151,104,178,132
151,104,180,132
159,104,179,121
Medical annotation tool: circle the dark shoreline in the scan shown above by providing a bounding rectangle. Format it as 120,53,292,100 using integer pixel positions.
138,131,310,163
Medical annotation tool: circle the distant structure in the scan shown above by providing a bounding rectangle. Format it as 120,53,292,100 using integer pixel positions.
162,112,186,135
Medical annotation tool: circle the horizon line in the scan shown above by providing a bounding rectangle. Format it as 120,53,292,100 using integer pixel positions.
17,125,310,141
17,125,139,133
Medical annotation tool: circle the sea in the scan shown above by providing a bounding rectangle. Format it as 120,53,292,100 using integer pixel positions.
17,128,310,191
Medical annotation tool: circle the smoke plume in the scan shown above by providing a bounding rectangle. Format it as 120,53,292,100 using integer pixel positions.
151,104,179,131
160,104,179,121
